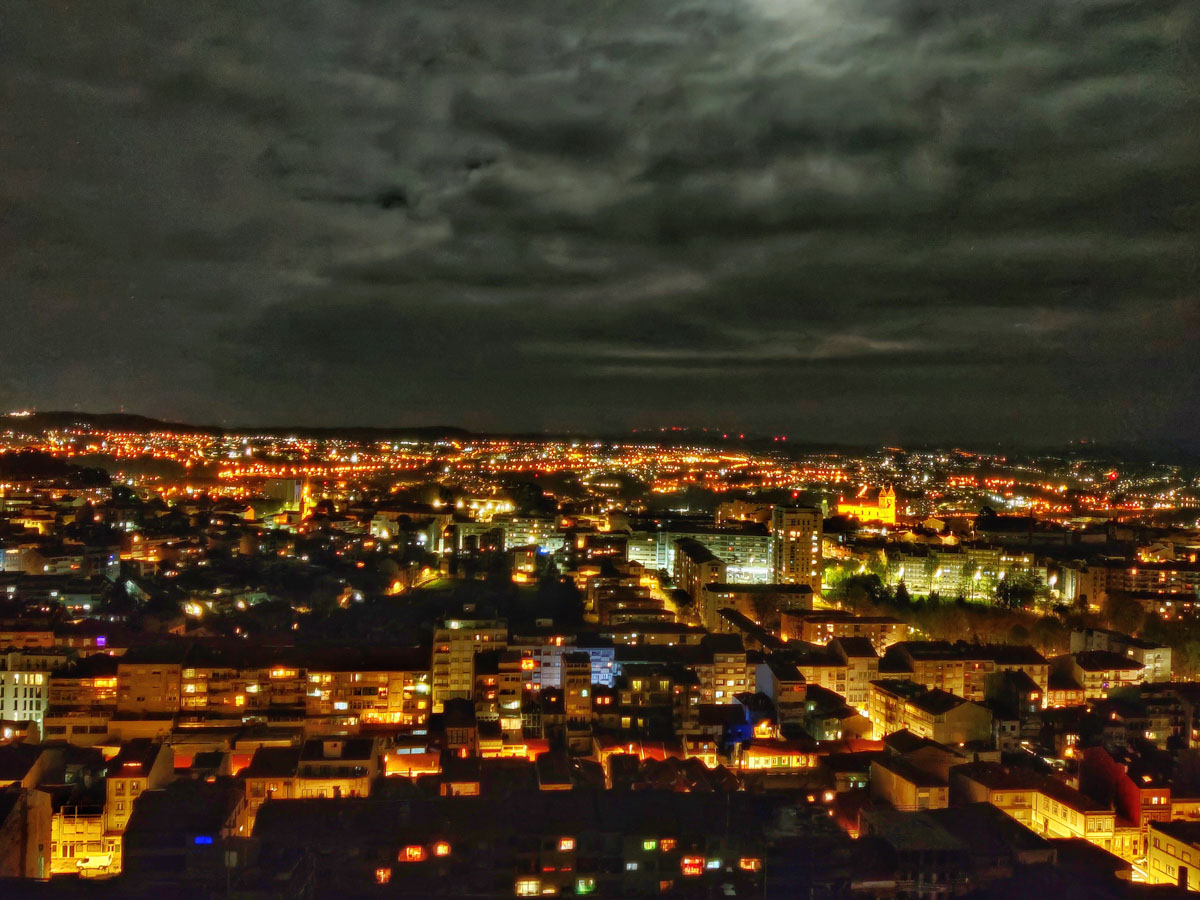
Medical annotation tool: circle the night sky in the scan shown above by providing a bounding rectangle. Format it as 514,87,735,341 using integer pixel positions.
3,1,1198,444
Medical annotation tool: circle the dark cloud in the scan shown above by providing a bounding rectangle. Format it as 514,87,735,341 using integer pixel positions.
2,0,1198,443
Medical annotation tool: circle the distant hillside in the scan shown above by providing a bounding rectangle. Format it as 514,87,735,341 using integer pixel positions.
6,411,479,442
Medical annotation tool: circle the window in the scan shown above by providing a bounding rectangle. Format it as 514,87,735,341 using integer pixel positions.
516,879,541,896
559,837,575,852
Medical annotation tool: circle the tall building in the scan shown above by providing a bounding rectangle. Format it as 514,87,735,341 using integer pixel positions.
770,507,822,591
0,650,65,727
562,652,593,751
431,615,507,713
673,539,726,608
627,526,771,583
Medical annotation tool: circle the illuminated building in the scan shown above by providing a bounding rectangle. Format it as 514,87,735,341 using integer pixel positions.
986,670,1044,750
0,626,54,650
105,740,174,835
295,737,383,798
770,506,822,591
738,738,819,772
305,648,431,729
884,546,1048,601
754,660,807,726
697,634,751,704
52,801,119,877
880,641,1050,702
472,649,524,732
837,485,897,526
562,651,593,751
867,679,992,744
672,538,726,609
431,614,507,713
507,633,615,689
1106,561,1200,597
699,582,811,632
383,737,441,778
1070,628,1172,683
829,637,880,709
1062,650,1145,700
951,762,1046,827
0,651,61,727
870,756,949,811
714,500,772,525
242,746,301,831
614,667,702,735
781,610,907,650
1057,563,1108,609
628,525,772,584
1147,821,1200,888
115,646,186,715
1029,779,1116,850
1079,747,1171,860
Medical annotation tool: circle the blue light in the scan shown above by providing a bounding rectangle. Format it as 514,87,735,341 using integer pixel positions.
194,836,214,845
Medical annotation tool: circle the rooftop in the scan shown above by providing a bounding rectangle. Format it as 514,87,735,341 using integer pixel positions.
1073,650,1145,672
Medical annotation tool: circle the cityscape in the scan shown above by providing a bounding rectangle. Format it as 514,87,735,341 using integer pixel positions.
5,0,1199,897
0,411,1199,896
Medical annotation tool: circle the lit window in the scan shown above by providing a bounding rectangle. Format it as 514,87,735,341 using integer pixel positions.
660,839,677,852
681,856,704,877
559,837,575,852
433,841,451,857
738,857,762,872
516,879,541,896
642,839,658,852
626,861,639,871
705,858,721,870
401,845,426,862
375,868,391,884
576,878,596,894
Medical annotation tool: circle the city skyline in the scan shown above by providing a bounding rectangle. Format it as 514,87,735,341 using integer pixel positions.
1,389,1200,893
4,1,1199,444
6,407,1200,459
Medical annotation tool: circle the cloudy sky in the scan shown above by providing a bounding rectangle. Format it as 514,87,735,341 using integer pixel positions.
3,0,1198,444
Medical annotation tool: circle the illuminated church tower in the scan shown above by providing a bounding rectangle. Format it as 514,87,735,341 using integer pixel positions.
837,485,897,526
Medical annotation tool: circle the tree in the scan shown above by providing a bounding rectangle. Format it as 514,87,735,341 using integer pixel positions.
1007,623,1031,645
1103,591,1145,635
1030,615,1069,655
994,573,1039,610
